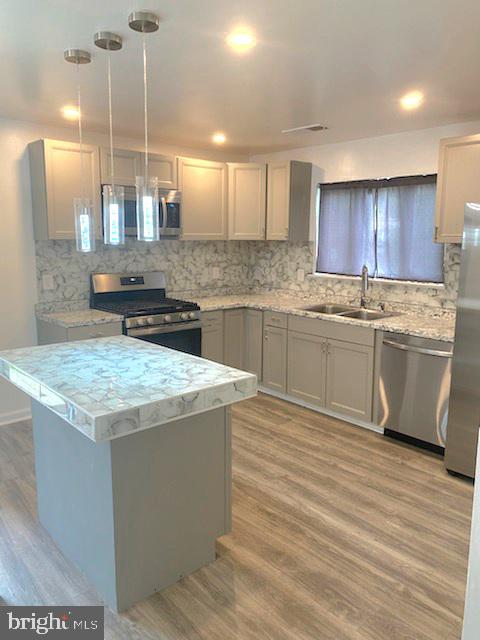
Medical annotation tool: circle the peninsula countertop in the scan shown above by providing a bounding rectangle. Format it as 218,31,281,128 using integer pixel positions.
0,336,257,442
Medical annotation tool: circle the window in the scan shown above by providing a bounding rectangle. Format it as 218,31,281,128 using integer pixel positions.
316,175,443,283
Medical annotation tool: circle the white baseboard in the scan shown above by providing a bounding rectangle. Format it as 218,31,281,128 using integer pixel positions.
257,385,384,435
0,408,31,427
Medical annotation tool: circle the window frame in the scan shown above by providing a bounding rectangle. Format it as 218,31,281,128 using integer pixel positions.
314,174,445,285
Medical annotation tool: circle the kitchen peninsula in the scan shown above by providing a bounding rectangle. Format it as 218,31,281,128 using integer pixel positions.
0,336,256,612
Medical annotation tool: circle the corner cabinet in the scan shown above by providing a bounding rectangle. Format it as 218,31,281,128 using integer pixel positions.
178,157,227,240
266,160,314,242
223,309,245,369
435,134,480,243
262,324,287,393
227,163,266,239
29,139,101,241
244,309,263,380
201,310,224,364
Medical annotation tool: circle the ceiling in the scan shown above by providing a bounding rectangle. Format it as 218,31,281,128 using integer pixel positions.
1,0,480,154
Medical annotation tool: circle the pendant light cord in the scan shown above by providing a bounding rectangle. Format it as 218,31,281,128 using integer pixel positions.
77,62,85,202
142,33,149,183
107,51,115,186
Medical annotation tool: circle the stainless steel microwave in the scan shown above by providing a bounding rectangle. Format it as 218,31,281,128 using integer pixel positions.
102,185,181,238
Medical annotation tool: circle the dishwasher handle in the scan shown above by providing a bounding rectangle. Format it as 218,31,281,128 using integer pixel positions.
383,339,452,358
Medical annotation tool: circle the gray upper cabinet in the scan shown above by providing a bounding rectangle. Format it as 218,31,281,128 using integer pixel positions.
179,157,227,240
227,163,266,240
266,160,315,242
100,148,142,186
435,134,480,243
29,139,102,241
325,339,374,421
201,310,224,364
223,309,245,369
100,149,177,189
287,330,326,407
244,309,263,381
262,325,287,394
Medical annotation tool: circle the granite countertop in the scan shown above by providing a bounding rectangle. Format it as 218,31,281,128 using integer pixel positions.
195,293,456,342
36,309,123,328
36,293,456,342
0,336,257,442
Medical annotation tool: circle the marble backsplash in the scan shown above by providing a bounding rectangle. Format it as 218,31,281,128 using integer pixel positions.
249,242,461,313
35,239,250,311
35,239,461,315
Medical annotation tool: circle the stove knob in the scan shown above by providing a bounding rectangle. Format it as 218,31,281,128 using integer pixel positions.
164,314,172,323
181,312,189,320
129,319,138,328
189,312,197,320
147,317,155,325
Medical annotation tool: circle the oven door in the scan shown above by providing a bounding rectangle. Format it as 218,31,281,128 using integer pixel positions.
127,321,201,356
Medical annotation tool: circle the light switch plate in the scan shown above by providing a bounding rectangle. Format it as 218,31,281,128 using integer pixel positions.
296,269,305,282
42,274,55,291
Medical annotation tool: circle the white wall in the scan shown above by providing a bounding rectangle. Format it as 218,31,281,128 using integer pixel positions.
0,117,247,425
252,120,480,181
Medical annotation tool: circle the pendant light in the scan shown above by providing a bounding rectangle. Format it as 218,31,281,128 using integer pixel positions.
64,48,96,253
129,11,160,242
94,31,125,246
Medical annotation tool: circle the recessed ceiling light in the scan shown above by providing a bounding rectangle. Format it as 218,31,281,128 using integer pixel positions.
212,132,226,145
226,29,256,53
61,105,80,120
400,91,424,110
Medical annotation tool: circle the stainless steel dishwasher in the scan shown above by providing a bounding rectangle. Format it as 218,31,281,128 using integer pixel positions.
378,332,453,451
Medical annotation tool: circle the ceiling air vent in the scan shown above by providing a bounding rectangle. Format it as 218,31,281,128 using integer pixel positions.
282,124,328,134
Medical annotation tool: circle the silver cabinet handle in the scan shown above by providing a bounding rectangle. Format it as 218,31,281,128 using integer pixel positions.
383,339,452,358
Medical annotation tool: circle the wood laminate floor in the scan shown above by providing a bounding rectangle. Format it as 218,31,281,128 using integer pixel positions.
0,393,473,639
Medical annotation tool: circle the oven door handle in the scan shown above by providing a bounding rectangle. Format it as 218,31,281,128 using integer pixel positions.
128,321,201,337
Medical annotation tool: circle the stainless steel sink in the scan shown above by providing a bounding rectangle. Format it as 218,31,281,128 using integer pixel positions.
339,309,397,321
302,303,357,315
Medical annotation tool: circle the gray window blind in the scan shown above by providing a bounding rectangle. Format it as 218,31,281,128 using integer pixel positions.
316,175,443,283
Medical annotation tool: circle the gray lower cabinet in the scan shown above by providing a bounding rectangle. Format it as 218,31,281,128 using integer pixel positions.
262,325,287,393
287,330,326,406
223,309,245,369
37,320,122,345
325,338,374,421
201,311,224,363
244,309,263,381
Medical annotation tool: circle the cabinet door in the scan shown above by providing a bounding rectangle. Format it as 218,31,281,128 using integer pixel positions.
435,134,480,243
202,311,224,363
100,148,142,186
144,153,177,189
223,309,245,369
44,139,101,239
244,309,263,380
287,331,326,407
325,339,373,421
178,157,227,240
67,322,123,342
262,326,287,393
266,161,290,240
227,163,266,239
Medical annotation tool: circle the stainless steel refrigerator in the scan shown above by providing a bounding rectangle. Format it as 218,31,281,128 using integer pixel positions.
445,202,480,478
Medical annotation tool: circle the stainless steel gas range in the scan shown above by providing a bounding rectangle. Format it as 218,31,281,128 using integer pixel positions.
90,271,201,356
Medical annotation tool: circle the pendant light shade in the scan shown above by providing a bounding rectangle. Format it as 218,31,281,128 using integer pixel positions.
129,11,160,242
103,184,125,245
64,48,96,253
136,176,159,241
74,198,96,253
95,31,125,246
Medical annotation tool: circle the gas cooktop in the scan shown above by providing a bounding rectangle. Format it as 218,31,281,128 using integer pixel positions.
93,297,199,318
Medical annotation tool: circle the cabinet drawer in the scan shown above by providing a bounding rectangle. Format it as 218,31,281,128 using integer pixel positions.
67,322,122,342
264,311,288,329
202,310,223,328
288,315,374,346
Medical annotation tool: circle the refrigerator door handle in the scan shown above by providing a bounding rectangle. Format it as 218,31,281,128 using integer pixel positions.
383,339,452,359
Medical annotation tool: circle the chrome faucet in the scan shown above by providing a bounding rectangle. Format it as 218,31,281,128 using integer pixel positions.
360,265,369,308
